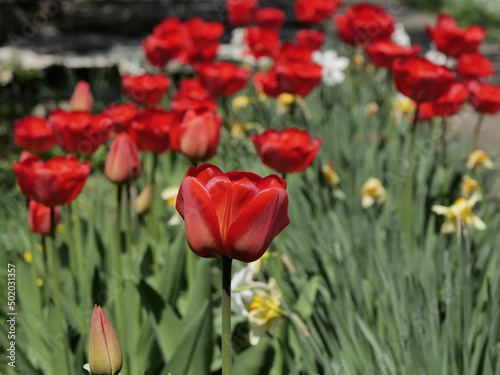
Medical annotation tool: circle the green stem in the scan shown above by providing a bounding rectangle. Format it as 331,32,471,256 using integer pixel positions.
149,153,161,279
471,113,484,151
125,183,134,277
221,256,233,375
47,207,73,375
68,204,86,322
459,225,470,373
440,117,448,167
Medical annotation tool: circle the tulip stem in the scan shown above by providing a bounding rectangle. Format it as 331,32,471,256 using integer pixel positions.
459,224,471,373
440,117,448,167
149,153,160,278
221,256,233,375
68,203,86,315
471,113,484,151
47,207,73,375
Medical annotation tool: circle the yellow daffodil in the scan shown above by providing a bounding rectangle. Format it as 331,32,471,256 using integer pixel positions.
230,121,255,139
431,192,486,234
161,186,179,207
247,278,283,345
322,164,340,188
393,94,415,124
361,178,386,208
460,175,480,198
232,95,251,111
467,149,494,170
277,93,296,114
24,251,33,263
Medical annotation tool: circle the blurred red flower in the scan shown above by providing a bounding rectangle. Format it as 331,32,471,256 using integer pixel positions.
365,41,421,70
426,13,485,58
468,81,500,114
295,29,325,50
104,103,138,133
335,3,395,46
251,128,322,174
420,82,469,119
175,163,289,262
14,116,56,153
122,73,170,106
184,18,224,63
28,200,61,236
280,42,314,62
227,0,258,26
171,78,218,114
295,0,342,24
255,7,286,29
245,26,281,59
105,133,141,185
393,57,456,103
130,108,180,154
49,109,113,155
457,52,495,80
170,110,221,162
13,153,91,207
196,61,250,97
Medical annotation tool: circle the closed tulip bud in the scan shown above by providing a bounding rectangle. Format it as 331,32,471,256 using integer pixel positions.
135,185,152,215
105,133,141,184
89,306,122,375
70,81,93,112
28,200,61,236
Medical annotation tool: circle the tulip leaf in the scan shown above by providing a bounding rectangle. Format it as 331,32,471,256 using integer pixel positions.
233,338,275,375
294,275,319,320
138,278,166,322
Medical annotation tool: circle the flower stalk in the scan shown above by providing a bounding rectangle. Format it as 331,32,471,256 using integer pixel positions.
221,256,233,375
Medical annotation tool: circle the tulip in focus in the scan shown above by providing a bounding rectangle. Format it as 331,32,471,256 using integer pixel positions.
88,306,123,375
467,150,494,170
28,201,61,236
70,81,93,112
361,178,386,208
175,164,289,263
251,128,322,174
105,133,141,184
432,192,486,234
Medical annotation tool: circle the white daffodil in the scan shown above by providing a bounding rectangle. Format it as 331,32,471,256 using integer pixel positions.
425,42,455,68
432,192,486,234
361,178,386,208
312,50,349,86
161,186,182,226
391,23,411,46
467,149,494,170
231,266,254,317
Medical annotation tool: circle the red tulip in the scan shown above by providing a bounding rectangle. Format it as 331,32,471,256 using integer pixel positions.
295,29,325,50
227,0,258,26
105,133,141,184
13,153,91,207
122,73,170,105
295,0,342,24
103,103,137,133
251,128,322,174
170,110,221,161
393,57,456,103
335,3,395,46
196,61,250,97
130,108,179,154
70,81,93,112
280,42,314,62
184,18,224,64
426,13,485,58
171,78,218,114
421,82,469,118
89,306,122,375
468,81,500,114
255,7,286,29
365,41,422,70
417,102,436,122
28,201,61,236
175,163,289,262
14,116,56,153
245,26,281,59
49,109,113,155
142,33,187,68
457,52,495,80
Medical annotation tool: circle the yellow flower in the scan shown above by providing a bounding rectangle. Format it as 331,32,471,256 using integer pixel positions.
467,149,494,170
322,164,340,188
36,278,44,287
247,278,283,345
24,251,33,263
230,121,254,139
248,252,270,275
432,192,486,234
352,52,364,66
361,178,386,208
460,175,480,198
161,186,179,207
394,93,415,115
232,96,251,110
277,93,296,114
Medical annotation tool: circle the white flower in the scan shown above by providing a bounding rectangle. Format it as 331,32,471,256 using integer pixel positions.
391,23,411,46
432,192,486,234
231,266,254,317
361,177,386,208
312,50,349,86
425,43,455,68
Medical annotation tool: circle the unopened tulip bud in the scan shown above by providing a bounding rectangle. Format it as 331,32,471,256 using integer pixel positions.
89,306,122,375
105,133,141,184
70,81,93,112
28,200,61,236
135,185,152,215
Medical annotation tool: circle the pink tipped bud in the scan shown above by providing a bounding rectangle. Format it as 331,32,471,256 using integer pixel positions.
70,81,94,112
105,133,141,184
89,306,123,375
28,200,61,236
